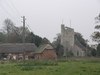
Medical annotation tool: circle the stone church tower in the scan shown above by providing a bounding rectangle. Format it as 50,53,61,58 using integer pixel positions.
61,24,86,57
61,24,74,56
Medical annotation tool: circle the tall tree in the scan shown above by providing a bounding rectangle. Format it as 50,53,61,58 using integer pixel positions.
0,32,6,42
34,35,42,47
3,18,17,42
25,32,35,43
97,44,100,56
3,18,30,43
91,48,97,57
1,18,47,47
3,19,15,36
74,32,87,47
42,37,50,44
91,14,100,43
91,14,100,56
52,33,64,56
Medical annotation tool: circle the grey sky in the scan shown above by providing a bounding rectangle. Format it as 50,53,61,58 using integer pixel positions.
0,0,100,44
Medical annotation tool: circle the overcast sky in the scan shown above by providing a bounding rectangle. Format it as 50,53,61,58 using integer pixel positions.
0,0,100,44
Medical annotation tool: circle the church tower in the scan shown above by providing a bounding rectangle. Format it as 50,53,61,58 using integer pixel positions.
61,24,74,57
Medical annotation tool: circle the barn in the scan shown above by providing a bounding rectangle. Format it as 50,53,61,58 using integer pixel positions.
34,44,57,59
0,43,37,60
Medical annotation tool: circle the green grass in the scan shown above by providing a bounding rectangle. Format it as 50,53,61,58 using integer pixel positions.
0,58,100,75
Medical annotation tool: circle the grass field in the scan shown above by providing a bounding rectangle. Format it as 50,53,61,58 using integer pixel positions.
0,57,100,75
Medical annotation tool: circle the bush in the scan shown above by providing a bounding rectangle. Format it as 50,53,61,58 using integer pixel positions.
17,60,58,66
67,51,74,57
21,66,34,71
91,49,97,57
0,61,5,64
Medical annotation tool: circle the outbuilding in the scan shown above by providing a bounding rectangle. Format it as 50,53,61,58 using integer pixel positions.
34,44,57,59
0,43,37,60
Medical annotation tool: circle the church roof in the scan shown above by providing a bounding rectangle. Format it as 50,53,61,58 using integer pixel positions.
75,39,87,51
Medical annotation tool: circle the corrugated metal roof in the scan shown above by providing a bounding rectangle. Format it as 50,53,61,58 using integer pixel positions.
0,43,37,53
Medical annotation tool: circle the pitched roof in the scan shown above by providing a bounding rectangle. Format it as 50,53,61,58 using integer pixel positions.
75,39,87,51
0,43,37,53
34,44,53,54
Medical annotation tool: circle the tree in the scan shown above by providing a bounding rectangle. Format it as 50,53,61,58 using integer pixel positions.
74,32,87,47
34,35,42,47
91,14,100,43
91,49,97,57
91,32,100,43
25,32,43,47
3,18,16,42
97,44,100,56
52,33,64,56
0,32,6,42
25,32,35,43
91,14,100,56
1,18,48,47
42,37,50,44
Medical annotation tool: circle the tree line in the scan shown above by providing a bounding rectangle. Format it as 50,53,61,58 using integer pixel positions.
91,13,100,57
0,18,50,47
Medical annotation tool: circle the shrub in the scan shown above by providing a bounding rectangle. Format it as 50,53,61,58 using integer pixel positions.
0,61,5,64
17,60,58,66
21,66,34,71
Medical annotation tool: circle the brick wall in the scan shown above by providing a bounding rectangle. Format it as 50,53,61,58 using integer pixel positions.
34,49,57,59
8,52,32,60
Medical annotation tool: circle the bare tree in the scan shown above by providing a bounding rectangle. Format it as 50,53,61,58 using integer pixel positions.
3,18,16,42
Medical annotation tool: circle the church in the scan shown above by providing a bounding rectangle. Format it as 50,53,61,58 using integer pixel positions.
61,24,88,57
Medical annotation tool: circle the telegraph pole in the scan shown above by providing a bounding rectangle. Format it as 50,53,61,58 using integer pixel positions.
22,16,26,64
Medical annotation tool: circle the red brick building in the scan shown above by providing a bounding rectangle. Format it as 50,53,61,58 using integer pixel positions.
0,43,37,60
34,44,57,59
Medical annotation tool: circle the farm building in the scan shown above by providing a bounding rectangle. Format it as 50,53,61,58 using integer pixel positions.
34,44,57,59
0,43,37,60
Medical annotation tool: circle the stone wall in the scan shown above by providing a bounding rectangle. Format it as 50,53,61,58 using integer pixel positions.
73,45,85,56
61,24,74,56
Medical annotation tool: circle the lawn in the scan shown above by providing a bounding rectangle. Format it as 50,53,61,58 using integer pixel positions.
0,58,100,75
